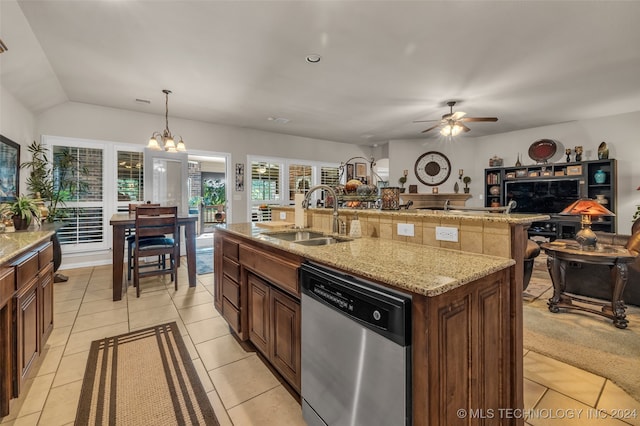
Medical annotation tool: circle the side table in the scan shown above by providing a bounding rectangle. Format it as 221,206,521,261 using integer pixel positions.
541,241,638,329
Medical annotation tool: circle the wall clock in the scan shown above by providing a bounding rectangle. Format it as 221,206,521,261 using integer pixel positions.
414,151,451,186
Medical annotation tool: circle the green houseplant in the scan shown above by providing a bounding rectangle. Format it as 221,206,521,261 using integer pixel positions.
0,194,41,230
398,176,407,193
203,178,226,206
20,140,88,222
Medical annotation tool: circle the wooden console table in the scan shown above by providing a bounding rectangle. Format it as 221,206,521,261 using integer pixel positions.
541,241,637,328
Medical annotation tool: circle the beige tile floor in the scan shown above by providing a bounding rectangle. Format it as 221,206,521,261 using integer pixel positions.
1,262,639,425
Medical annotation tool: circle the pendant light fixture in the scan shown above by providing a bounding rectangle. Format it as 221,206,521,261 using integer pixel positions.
147,89,186,152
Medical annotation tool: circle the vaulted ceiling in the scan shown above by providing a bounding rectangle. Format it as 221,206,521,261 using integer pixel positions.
2,0,640,145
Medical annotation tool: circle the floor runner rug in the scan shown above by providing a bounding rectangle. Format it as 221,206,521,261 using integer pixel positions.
75,322,219,425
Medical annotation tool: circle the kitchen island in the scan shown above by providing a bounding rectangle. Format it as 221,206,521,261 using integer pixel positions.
214,211,544,425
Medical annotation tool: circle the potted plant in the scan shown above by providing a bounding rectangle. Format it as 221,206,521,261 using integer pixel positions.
20,141,87,222
398,176,407,193
0,194,41,230
463,176,471,193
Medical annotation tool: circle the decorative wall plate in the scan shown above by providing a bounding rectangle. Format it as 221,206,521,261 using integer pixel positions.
528,139,557,163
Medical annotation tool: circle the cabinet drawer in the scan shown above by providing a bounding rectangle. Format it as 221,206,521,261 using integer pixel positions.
0,268,15,307
221,298,240,333
239,246,299,297
222,257,240,282
12,252,39,291
222,276,240,308
38,242,53,268
222,239,239,261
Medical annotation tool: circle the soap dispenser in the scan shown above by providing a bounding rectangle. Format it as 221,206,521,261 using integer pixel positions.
349,213,362,238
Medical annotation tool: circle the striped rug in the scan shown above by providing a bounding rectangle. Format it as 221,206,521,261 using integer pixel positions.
75,322,219,425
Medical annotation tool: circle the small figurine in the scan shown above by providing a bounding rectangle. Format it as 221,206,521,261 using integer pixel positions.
574,146,583,162
565,148,572,162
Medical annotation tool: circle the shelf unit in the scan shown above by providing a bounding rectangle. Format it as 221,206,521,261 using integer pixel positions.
484,159,617,239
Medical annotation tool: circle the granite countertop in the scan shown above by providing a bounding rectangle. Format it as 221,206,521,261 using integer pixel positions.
0,230,56,265
218,223,515,297
271,206,549,224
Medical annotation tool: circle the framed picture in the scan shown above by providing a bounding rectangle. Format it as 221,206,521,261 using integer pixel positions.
355,162,367,178
505,172,516,179
541,171,552,176
528,171,539,177
566,165,582,176
0,135,20,202
346,163,354,181
554,170,565,176
235,163,244,191
515,169,527,178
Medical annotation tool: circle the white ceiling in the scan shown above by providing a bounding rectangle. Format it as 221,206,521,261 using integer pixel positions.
2,0,640,145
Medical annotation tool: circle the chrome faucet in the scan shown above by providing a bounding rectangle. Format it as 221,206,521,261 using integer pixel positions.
302,185,341,234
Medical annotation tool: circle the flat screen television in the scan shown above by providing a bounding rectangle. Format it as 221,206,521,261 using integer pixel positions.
504,178,581,214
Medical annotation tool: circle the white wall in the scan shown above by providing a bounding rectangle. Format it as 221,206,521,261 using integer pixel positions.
35,101,371,223
388,110,640,230
0,85,36,193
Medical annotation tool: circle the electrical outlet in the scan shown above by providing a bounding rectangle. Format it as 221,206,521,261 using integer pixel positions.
397,223,415,237
279,212,287,220
435,226,459,242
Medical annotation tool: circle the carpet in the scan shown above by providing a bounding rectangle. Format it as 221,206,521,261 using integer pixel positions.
75,322,219,425
522,256,640,402
196,247,214,275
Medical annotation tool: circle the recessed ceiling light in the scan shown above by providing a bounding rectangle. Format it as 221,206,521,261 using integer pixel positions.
305,54,321,63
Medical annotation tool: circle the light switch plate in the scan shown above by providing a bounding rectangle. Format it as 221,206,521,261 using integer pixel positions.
435,226,459,242
397,223,415,237
279,212,287,220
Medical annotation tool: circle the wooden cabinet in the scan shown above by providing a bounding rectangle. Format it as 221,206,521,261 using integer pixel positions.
247,272,301,393
0,268,15,416
14,272,39,397
214,230,303,393
214,233,245,339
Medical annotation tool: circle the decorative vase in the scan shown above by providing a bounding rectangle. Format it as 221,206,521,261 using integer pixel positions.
594,169,606,184
453,182,459,194
515,153,522,167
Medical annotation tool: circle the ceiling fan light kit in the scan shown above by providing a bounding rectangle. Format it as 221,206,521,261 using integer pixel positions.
416,101,497,136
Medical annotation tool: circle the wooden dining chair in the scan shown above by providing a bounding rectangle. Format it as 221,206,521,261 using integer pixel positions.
132,206,179,297
127,203,161,280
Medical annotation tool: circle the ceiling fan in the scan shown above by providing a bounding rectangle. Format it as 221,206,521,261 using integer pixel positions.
414,101,498,136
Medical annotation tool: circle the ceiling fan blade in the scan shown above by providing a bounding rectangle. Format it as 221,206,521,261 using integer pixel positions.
451,111,466,120
412,119,440,123
421,124,441,133
460,117,498,122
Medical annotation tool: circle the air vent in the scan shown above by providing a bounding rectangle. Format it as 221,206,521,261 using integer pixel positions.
135,98,151,104
267,117,290,125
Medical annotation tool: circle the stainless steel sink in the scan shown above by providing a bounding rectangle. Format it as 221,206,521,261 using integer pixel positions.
266,230,326,241
294,237,347,246
263,230,351,246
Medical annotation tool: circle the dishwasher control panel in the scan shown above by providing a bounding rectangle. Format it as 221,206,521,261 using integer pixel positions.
308,279,390,329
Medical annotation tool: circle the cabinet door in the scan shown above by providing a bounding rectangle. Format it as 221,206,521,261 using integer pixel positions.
14,276,39,396
248,273,270,356
39,262,54,345
270,288,301,392
0,268,14,416
213,234,223,312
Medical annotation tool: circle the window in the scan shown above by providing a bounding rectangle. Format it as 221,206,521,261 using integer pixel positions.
247,156,340,221
117,151,144,203
47,140,106,251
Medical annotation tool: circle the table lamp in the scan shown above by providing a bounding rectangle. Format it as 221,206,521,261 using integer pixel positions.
559,198,615,250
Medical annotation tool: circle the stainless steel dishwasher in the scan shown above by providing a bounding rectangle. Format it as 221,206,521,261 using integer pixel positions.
300,262,412,426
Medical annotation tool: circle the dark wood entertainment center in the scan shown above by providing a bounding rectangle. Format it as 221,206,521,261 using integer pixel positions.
485,159,617,240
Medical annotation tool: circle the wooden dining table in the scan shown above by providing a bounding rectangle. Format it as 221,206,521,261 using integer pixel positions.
110,213,198,301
